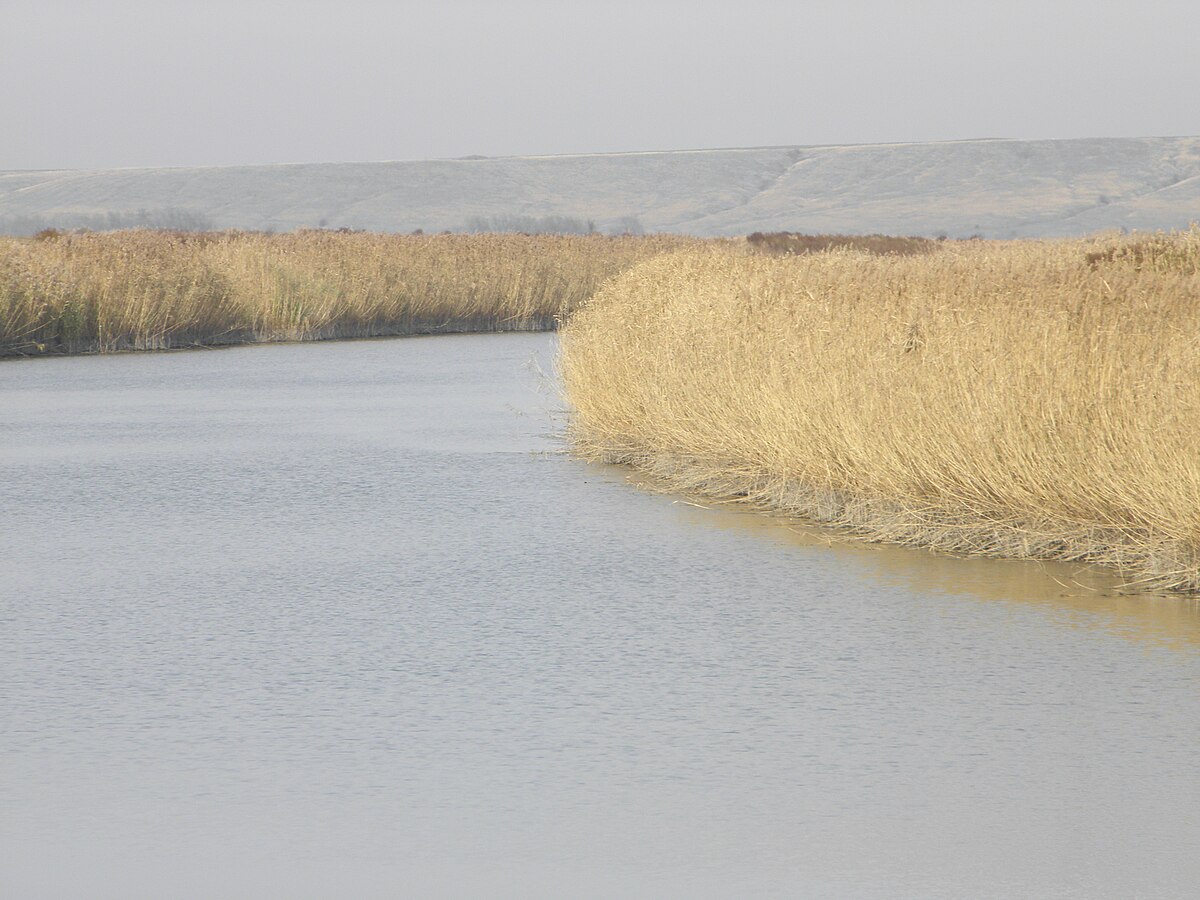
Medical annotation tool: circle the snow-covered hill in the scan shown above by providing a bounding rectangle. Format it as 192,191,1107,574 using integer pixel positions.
3,137,1199,238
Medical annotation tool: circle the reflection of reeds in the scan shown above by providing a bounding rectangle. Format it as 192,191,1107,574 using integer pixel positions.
0,230,693,356
560,228,1200,591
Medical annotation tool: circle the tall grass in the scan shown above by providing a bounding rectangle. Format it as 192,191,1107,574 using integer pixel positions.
0,230,689,356
560,229,1200,591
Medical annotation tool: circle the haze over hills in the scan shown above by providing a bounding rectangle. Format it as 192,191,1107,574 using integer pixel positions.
2,137,1199,238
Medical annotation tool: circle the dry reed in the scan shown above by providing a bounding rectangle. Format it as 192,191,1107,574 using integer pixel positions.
747,231,939,257
560,229,1200,591
0,230,691,357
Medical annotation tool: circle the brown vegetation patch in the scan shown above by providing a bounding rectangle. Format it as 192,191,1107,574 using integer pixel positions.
1084,232,1200,274
747,231,939,257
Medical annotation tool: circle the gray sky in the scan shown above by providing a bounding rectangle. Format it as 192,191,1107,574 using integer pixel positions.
3,0,1198,170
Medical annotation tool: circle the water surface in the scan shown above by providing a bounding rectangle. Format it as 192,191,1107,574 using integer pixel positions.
3,334,1199,899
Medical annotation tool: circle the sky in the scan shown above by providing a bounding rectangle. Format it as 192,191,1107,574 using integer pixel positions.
3,0,1199,170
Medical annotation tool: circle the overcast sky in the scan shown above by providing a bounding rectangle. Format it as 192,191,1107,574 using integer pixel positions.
3,0,1198,170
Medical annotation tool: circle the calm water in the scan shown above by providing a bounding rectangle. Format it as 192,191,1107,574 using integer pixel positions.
3,334,1199,900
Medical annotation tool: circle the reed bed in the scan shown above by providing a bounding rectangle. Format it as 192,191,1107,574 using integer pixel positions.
0,230,691,356
560,229,1200,591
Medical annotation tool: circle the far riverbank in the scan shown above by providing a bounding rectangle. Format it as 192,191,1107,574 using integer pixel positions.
0,230,692,358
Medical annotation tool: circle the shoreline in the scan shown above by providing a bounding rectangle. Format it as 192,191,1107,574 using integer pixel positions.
0,315,557,361
574,445,1199,593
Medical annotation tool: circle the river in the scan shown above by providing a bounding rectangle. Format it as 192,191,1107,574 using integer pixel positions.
3,333,1199,899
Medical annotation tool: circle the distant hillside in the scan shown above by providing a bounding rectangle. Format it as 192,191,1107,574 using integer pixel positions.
3,137,1199,238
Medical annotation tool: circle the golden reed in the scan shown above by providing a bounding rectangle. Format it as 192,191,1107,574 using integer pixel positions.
560,230,1200,591
0,229,691,356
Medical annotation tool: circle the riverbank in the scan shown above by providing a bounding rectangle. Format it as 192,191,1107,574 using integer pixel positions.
0,313,560,360
560,230,1200,591
0,230,693,357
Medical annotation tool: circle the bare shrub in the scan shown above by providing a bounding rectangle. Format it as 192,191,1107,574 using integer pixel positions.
466,215,597,235
1085,230,1200,274
0,207,215,237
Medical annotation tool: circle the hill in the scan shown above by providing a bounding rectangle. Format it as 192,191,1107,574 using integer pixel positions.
3,137,1198,238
